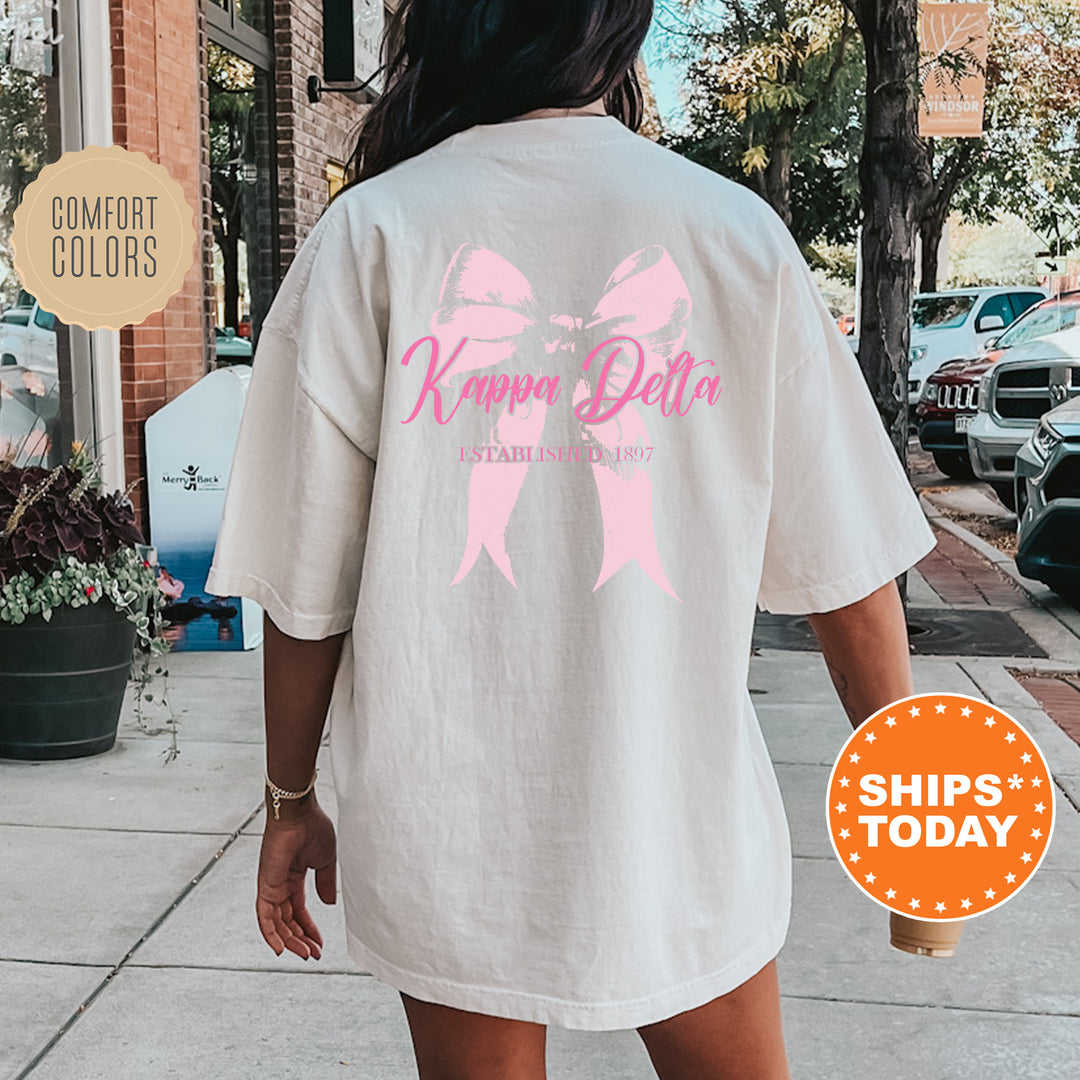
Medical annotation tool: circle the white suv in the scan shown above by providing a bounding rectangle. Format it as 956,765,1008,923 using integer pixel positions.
907,286,1047,405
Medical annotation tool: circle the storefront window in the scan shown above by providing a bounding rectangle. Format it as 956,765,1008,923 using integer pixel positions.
208,40,277,356
233,0,267,35
0,0,75,467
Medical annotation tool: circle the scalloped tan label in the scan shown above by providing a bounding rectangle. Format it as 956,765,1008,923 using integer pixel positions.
11,145,196,331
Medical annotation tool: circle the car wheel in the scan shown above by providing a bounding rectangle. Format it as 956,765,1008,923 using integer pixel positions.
931,450,975,480
1045,577,1080,607
990,481,1017,512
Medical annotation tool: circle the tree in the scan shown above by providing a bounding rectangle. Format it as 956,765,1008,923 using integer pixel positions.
917,140,978,293
841,0,928,460
655,1,863,239
658,1,1080,291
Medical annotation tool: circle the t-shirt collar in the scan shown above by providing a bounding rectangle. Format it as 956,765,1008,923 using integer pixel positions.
434,114,636,153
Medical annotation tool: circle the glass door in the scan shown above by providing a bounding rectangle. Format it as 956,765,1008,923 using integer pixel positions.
206,3,278,360
0,1,74,467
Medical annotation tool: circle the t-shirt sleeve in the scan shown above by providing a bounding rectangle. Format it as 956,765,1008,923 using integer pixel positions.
203,194,386,639
755,242,937,615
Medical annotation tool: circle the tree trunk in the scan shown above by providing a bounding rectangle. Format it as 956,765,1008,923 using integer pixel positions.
848,0,931,606
917,141,978,294
850,0,927,450
761,116,795,228
919,211,945,293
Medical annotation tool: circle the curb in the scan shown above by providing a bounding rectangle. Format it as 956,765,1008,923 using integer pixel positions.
918,492,1080,645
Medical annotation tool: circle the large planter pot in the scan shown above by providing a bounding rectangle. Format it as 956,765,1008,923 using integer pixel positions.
0,601,136,760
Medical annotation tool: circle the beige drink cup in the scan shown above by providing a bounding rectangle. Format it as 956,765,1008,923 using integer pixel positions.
890,912,965,956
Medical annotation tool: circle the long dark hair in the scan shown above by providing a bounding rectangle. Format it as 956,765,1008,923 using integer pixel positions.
345,0,653,186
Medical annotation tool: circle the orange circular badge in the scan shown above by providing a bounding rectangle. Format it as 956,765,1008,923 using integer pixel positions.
827,693,1055,920
11,145,196,331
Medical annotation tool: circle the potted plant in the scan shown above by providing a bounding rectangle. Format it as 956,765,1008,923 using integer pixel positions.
0,440,173,761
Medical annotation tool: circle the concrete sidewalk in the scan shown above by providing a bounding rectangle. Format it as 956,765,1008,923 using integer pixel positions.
3,559,1080,1078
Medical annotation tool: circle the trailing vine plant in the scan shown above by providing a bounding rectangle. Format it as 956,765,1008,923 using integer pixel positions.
0,436,179,761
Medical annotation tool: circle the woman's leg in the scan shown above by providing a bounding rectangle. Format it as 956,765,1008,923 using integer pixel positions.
399,992,548,1080
635,959,791,1080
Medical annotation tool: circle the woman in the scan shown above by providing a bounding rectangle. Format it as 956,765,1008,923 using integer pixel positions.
206,2,935,1076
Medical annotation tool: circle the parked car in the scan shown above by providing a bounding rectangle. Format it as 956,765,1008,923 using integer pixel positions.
914,292,1080,479
914,356,987,478
1,290,59,379
906,286,1047,405
967,325,1080,510
1014,396,1080,600
214,326,253,363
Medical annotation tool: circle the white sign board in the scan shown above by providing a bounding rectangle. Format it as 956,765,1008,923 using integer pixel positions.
1035,256,1070,277
354,0,384,92
145,366,262,652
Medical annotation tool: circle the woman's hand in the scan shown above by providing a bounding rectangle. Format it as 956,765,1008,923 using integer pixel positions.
256,793,337,960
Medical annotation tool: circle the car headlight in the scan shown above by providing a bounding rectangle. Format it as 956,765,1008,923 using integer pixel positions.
921,380,938,402
1032,418,1062,457
977,372,993,412
910,345,928,363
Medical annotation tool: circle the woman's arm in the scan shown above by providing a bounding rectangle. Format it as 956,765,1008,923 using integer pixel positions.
805,578,913,730
255,612,346,960
808,578,966,953
263,612,348,810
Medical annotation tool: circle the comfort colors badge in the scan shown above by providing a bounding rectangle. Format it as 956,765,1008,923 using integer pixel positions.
11,144,196,331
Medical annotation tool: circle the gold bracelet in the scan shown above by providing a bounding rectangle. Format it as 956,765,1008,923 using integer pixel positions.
265,767,318,821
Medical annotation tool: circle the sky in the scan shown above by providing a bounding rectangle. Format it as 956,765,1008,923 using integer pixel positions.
642,8,695,133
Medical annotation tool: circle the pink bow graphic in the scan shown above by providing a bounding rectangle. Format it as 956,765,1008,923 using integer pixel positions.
432,241,691,601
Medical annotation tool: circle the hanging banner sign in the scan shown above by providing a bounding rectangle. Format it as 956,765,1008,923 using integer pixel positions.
918,2,989,138
322,0,384,92
354,0,384,91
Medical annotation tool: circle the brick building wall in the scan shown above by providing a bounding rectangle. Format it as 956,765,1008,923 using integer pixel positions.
196,7,217,383
109,0,206,525
271,0,372,270
109,0,372,531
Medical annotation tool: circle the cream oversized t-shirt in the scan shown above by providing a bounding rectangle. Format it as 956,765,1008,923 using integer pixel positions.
205,114,936,1030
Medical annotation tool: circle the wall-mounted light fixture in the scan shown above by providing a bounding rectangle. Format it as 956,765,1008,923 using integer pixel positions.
309,0,385,105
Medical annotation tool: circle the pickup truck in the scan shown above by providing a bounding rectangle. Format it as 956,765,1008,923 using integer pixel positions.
967,324,1080,510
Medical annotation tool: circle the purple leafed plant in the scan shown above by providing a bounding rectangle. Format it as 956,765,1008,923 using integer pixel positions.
0,464,146,588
